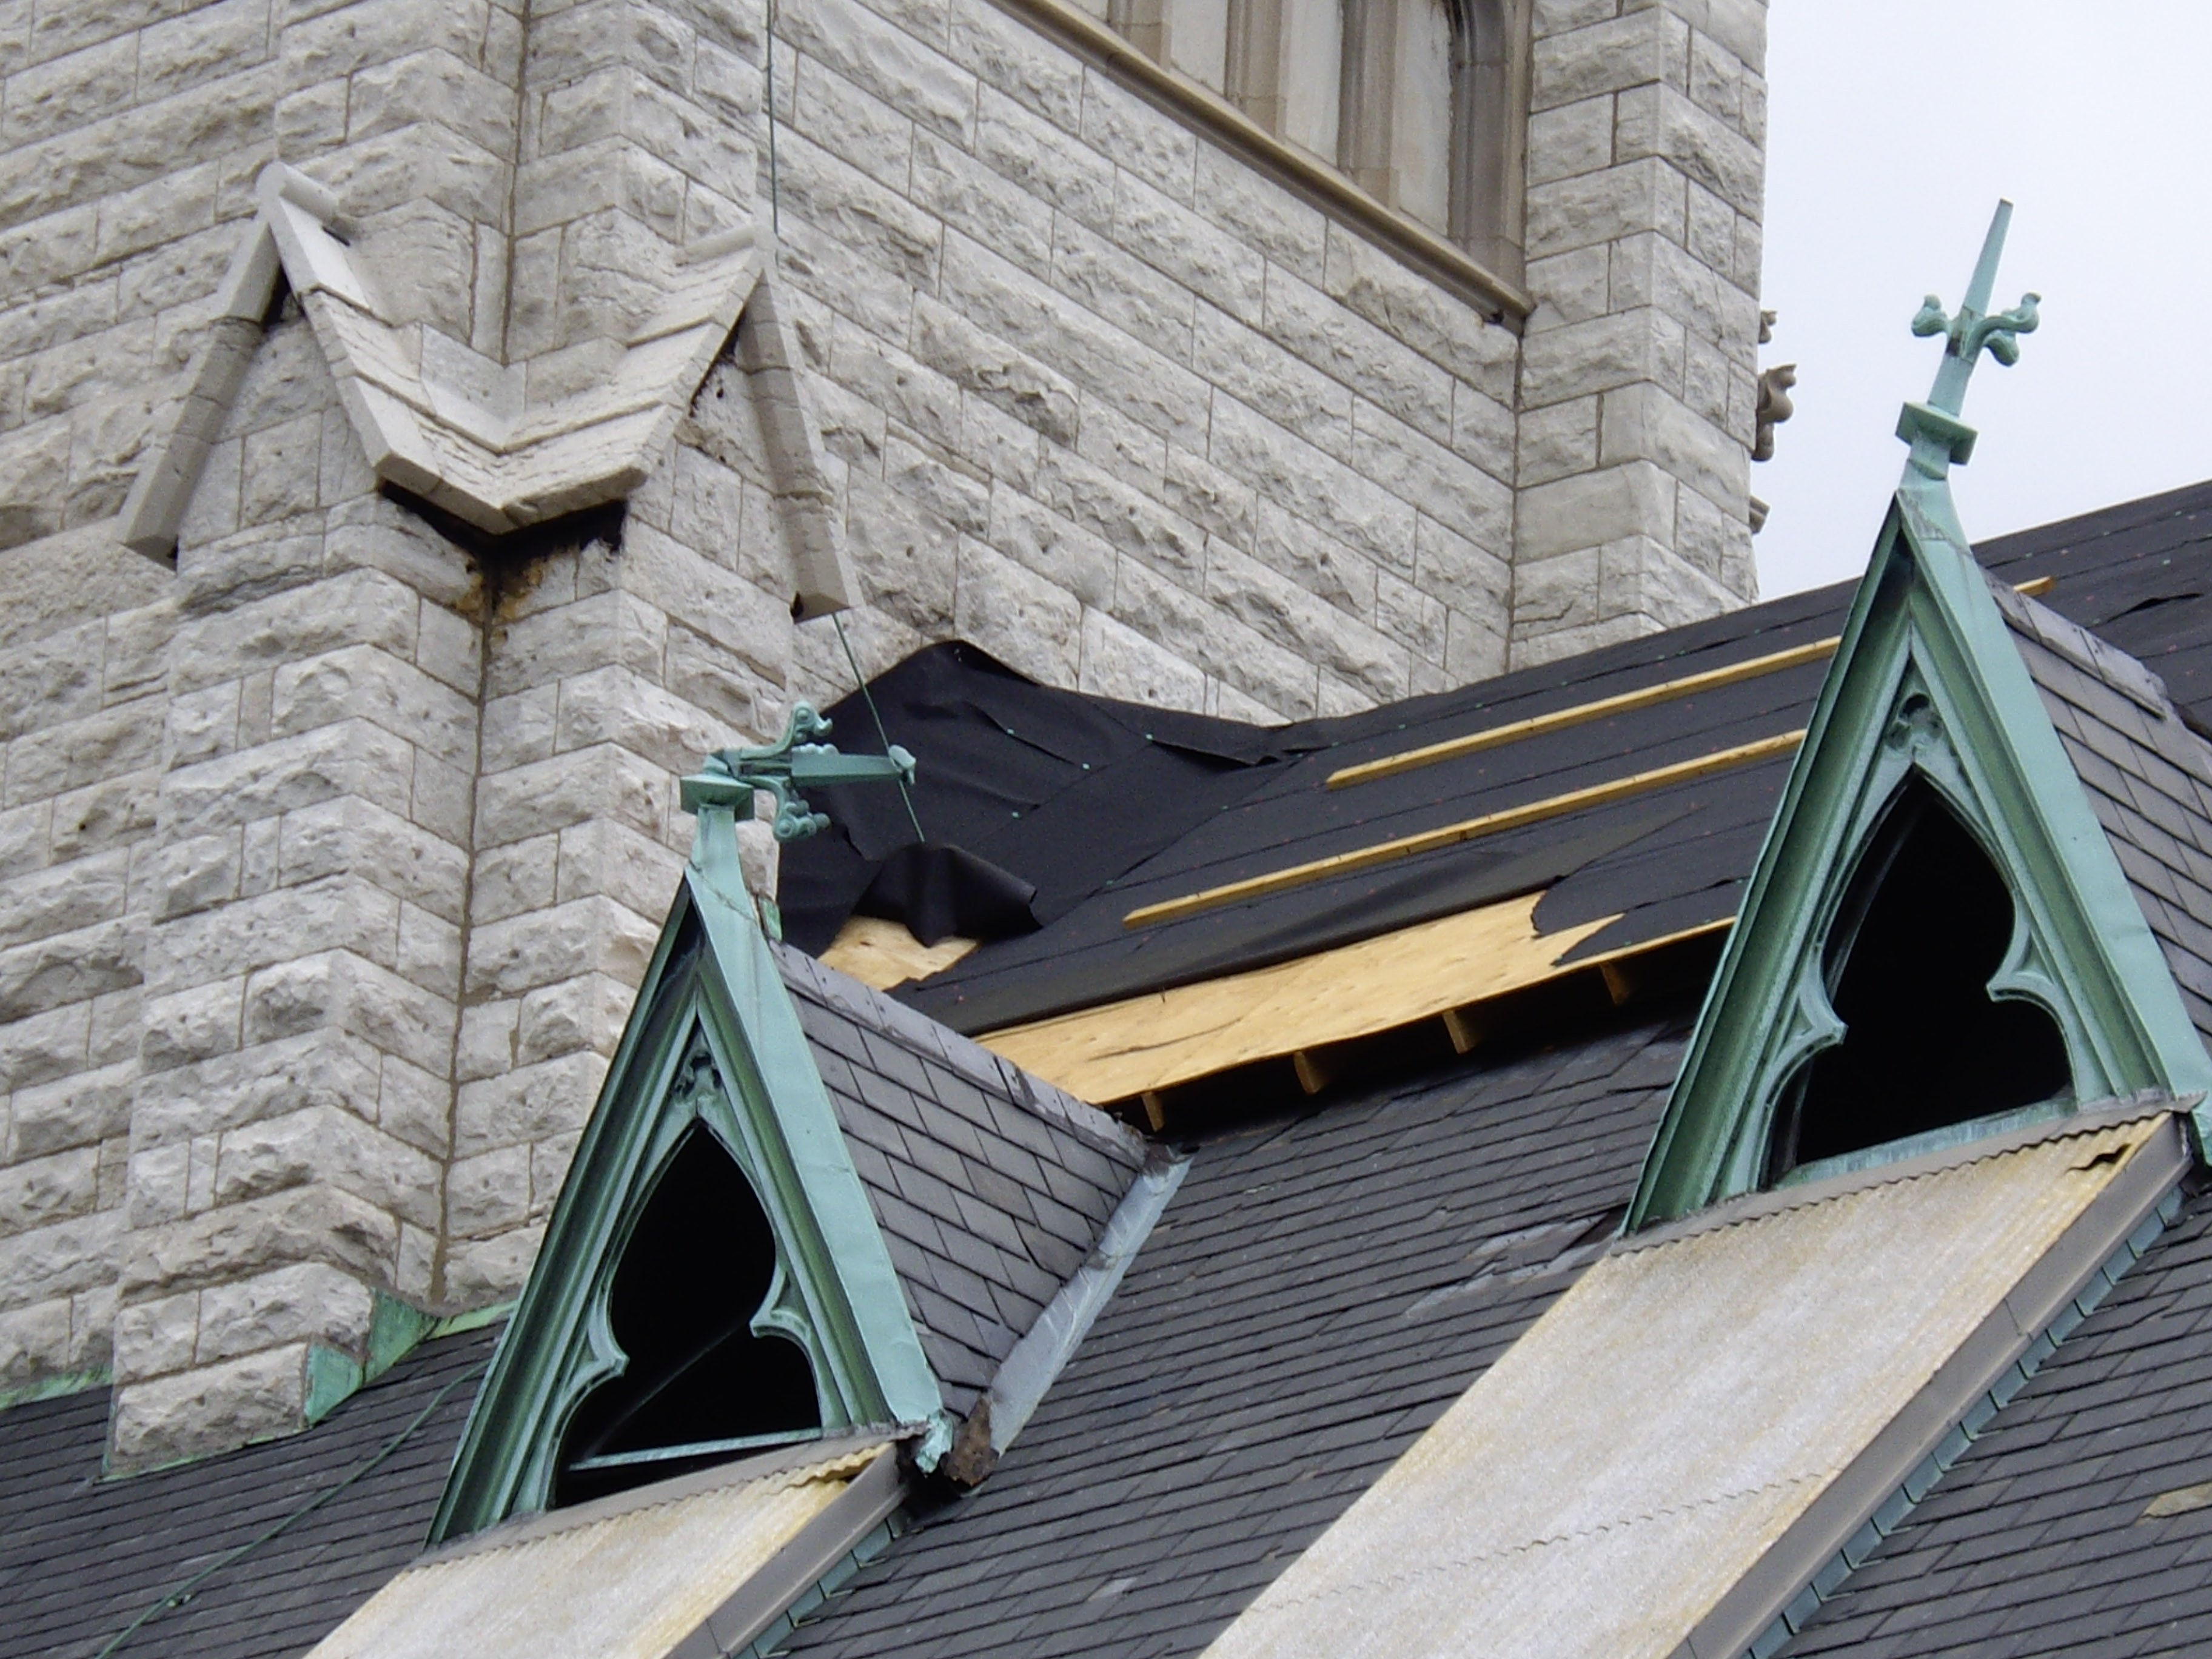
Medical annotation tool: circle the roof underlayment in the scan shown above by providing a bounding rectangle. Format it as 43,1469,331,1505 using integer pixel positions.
1198,1112,2186,1659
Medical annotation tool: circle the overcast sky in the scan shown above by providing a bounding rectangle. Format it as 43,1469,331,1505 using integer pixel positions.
1752,2,2212,598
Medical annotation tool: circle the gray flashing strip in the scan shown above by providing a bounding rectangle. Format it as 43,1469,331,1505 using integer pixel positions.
1741,1180,2187,1659
987,1156,1189,1456
1666,1110,2194,1659
1619,1092,2190,1258
671,1446,908,1659
417,1429,900,1567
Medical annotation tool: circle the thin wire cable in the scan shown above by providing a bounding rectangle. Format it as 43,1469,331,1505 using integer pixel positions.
93,1360,489,1659
833,612,925,844
765,0,782,235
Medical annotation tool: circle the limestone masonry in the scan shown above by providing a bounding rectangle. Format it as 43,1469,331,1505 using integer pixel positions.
0,0,1768,1465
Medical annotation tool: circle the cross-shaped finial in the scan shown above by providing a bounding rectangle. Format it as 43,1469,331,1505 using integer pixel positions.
1896,200,2041,481
681,703,916,842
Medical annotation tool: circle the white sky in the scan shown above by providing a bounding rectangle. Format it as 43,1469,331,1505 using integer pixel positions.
1752,1,2212,598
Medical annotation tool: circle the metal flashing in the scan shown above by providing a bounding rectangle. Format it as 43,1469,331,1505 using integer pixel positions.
671,1438,907,1659
1617,1096,2190,1260
979,1156,1188,1459
310,1444,887,1659
420,1432,900,1568
1688,1114,2190,1659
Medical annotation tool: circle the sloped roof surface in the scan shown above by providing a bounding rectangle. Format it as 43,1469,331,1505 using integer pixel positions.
783,478,2212,1038
779,1016,1686,1659
2002,583,2212,1042
1779,1184,2212,1658
0,1324,494,1659
777,947,1150,1416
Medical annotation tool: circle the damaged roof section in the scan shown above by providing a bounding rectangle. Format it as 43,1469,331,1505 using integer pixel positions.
776,946,1152,1419
777,1017,1687,1659
782,482,2212,1059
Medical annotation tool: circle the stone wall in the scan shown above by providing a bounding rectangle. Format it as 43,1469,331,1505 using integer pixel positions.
0,0,1769,1465
1512,0,1766,662
762,0,1522,718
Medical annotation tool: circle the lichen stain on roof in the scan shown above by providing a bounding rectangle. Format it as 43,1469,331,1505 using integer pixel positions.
1198,1116,2167,1659
304,1443,888,1659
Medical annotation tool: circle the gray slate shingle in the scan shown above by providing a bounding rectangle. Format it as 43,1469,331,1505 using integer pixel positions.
779,1016,1686,1659
2000,582,2212,1047
777,944,1151,1415
0,1323,495,1659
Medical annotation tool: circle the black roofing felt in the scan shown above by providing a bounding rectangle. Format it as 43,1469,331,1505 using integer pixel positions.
779,1014,1686,1659
777,945,1150,1416
777,479,2212,1039
1778,1181,2212,1659
0,1324,493,1659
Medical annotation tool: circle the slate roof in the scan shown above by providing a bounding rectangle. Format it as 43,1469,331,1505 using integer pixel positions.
782,478,2212,1038
7,480,2212,1659
2000,581,2212,1042
779,1014,1686,1659
0,1323,494,1659
777,945,1151,1415
1778,1182,2212,1658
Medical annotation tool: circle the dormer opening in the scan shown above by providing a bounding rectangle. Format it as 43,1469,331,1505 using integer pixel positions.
554,1124,822,1507
1766,776,2072,1182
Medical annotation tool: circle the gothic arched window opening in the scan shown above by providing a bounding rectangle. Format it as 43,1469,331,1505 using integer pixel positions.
554,1125,822,1507
1104,0,1523,273
1766,777,2073,1183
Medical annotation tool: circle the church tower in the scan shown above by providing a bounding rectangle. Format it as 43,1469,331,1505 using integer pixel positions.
0,0,1768,1464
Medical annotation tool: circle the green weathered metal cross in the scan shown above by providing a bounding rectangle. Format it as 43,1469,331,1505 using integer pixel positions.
680,703,916,843
1896,199,2041,481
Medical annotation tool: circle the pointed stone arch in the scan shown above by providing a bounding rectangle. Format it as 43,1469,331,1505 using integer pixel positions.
118,164,855,616
1629,493,2212,1228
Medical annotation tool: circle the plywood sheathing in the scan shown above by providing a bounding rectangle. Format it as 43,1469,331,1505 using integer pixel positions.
979,890,1658,1102
819,916,979,990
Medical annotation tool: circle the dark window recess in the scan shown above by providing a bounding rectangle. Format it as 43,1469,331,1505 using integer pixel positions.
1768,777,2071,1179
554,1125,822,1506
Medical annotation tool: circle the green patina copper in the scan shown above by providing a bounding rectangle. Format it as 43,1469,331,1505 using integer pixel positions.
1895,199,2041,487
684,703,916,843
1627,208,2211,1231
431,729,950,1544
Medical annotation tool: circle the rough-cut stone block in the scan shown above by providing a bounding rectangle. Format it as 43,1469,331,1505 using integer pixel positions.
1520,306,1686,409
1614,82,1764,220
463,894,660,999
1517,458,1678,562
1532,7,1684,112
953,535,1081,686
109,1342,310,1470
